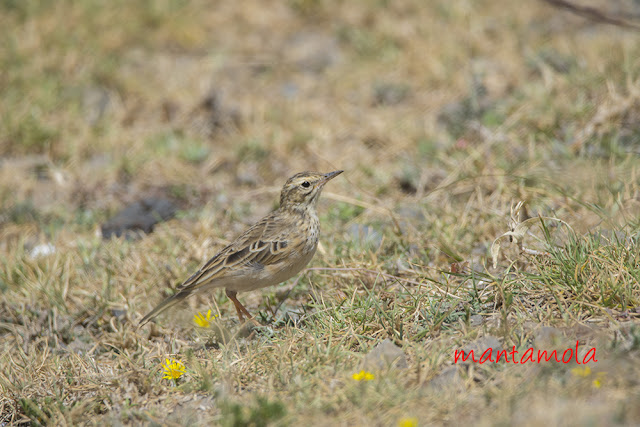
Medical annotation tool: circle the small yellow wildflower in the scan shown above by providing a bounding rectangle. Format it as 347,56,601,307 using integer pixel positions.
398,417,418,427
571,366,606,388
593,372,606,389
162,358,186,380
571,366,591,377
193,309,217,328
352,370,375,381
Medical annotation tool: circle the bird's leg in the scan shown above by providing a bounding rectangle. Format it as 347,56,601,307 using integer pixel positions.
226,289,246,321
225,289,261,326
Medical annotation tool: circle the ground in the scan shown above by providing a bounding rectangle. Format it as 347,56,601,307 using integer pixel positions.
1,0,640,425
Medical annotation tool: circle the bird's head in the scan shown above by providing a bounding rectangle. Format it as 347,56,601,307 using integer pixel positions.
279,170,343,210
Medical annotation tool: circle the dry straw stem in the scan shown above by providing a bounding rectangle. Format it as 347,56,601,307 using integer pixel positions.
541,0,640,30
491,201,574,268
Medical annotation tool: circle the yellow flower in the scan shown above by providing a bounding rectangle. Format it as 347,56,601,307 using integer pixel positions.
571,366,591,377
193,309,217,328
571,366,606,388
162,358,186,380
398,417,418,427
352,370,375,381
593,372,606,388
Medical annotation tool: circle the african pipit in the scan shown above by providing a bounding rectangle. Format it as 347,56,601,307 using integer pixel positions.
139,170,343,326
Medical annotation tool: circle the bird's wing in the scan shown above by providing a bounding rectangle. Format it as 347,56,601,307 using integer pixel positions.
139,211,297,326
177,211,296,291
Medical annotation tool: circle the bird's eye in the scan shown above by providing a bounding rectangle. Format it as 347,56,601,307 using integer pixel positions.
301,181,310,188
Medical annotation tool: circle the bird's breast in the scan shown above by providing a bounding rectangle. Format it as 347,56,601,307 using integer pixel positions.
301,210,319,250
226,211,320,293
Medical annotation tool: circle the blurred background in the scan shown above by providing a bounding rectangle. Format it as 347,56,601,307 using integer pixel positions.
2,0,639,240
2,1,640,424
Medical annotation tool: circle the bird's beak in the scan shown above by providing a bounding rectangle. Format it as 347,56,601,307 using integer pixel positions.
321,170,343,184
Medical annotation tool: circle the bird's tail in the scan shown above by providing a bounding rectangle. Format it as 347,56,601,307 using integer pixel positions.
138,289,190,327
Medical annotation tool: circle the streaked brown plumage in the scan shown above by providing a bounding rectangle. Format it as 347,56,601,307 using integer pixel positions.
139,170,343,326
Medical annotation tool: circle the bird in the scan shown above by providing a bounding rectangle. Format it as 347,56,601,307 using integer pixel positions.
139,170,343,326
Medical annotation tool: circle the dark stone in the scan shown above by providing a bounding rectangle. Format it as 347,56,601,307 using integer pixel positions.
437,75,492,138
83,86,111,125
363,339,408,370
460,336,502,362
189,90,242,138
429,365,465,390
537,48,576,74
101,197,176,239
372,82,411,106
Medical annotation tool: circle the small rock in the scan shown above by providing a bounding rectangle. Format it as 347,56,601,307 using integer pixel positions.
277,309,303,326
469,315,484,326
533,326,563,346
101,197,176,239
111,308,127,319
280,82,299,99
537,48,576,74
66,338,93,354
437,76,492,138
363,339,408,370
29,243,56,259
83,86,111,125
372,82,410,106
189,90,242,137
347,224,383,250
429,365,465,390
396,205,426,236
461,335,501,361
396,205,425,222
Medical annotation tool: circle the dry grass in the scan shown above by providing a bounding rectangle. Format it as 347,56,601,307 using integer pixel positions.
2,0,640,425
